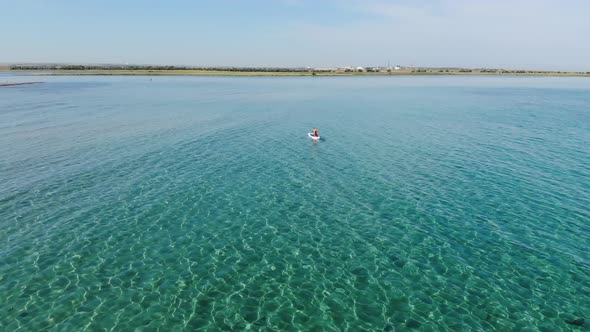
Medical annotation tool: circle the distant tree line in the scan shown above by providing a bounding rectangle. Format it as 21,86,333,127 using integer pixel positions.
10,65,312,72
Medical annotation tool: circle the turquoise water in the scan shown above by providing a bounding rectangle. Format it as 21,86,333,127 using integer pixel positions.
1,75,589,331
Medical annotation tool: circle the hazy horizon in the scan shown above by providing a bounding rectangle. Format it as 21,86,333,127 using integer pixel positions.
2,0,590,71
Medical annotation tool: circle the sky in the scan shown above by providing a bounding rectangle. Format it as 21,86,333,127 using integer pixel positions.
2,0,589,70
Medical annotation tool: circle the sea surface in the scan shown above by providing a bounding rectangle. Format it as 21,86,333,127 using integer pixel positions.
1,75,589,331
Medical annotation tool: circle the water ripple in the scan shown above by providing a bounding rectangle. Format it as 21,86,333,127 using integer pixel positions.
1,75,589,331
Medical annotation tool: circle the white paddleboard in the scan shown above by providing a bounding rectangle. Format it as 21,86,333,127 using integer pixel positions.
308,133,320,140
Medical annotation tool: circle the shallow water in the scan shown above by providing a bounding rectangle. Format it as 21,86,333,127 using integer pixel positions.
1,75,589,331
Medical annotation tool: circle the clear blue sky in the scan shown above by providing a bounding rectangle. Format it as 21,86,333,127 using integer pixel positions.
2,0,589,70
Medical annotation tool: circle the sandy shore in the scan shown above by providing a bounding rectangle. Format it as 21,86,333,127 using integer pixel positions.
23,69,590,77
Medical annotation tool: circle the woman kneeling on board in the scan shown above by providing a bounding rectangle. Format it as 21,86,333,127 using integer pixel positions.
308,128,320,143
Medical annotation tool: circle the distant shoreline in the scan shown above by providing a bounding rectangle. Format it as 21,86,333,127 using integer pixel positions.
7,70,590,78
2,66,590,77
